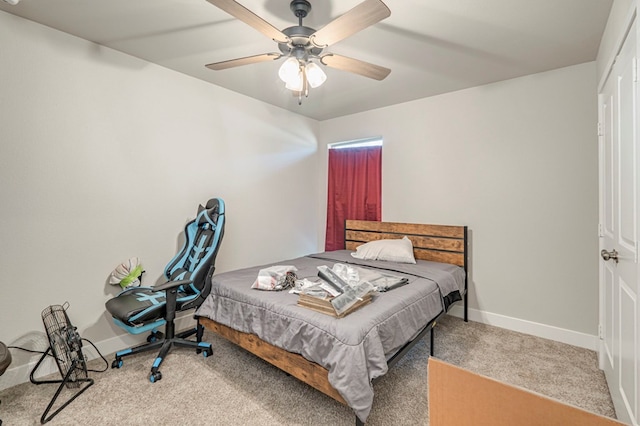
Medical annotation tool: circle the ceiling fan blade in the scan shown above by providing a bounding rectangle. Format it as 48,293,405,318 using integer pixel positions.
320,54,390,81
206,53,282,70
206,0,289,43
310,0,390,48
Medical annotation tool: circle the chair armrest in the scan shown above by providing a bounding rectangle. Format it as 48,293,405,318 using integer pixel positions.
153,279,192,292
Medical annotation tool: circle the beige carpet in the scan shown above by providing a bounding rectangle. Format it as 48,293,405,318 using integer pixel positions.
0,315,616,425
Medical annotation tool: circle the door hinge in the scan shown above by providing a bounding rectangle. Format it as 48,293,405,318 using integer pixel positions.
598,223,604,237
597,122,603,136
598,324,603,339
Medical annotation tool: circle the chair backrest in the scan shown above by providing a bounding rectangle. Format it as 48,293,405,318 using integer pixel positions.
164,198,225,302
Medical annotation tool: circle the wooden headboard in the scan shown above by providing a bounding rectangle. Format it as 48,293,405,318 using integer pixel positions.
344,220,468,268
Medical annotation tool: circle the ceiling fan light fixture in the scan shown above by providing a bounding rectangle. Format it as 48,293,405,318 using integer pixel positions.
205,0,392,105
278,57,301,84
285,70,304,92
305,62,326,88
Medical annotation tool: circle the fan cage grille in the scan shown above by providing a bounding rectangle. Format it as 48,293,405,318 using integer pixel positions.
41,304,88,388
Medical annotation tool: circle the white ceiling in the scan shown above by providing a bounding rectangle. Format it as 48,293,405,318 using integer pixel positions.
0,0,613,120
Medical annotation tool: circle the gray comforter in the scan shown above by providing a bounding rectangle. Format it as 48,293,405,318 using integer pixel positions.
195,250,465,422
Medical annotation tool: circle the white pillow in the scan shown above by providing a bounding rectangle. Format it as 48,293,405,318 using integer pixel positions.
350,236,416,264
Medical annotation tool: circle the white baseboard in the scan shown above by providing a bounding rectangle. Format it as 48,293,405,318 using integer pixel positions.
0,314,198,392
447,305,599,351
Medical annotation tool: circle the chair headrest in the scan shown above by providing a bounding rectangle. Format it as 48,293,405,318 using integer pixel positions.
196,198,225,228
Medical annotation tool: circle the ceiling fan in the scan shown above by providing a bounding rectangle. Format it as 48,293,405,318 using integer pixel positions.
204,0,391,104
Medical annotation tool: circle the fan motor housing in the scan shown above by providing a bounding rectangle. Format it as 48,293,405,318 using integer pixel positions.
278,26,323,57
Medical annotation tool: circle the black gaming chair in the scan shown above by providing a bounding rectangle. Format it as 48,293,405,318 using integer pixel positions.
105,198,225,382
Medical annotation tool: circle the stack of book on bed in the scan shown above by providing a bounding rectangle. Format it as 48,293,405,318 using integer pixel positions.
297,290,373,318
297,266,375,318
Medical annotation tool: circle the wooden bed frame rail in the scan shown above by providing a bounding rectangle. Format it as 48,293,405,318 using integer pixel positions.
199,317,347,405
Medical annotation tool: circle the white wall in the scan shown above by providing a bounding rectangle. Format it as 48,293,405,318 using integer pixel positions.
0,10,320,383
318,62,599,344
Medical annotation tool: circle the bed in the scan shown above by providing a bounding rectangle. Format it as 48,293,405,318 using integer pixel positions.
195,220,468,424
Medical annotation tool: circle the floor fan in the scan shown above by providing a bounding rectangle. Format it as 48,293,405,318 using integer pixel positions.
29,303,94,424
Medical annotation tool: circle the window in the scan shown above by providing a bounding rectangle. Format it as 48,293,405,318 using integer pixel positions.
324,138,382,251
328,137,383,150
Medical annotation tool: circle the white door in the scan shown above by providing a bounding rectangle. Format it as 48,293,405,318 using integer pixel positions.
599,19,638,426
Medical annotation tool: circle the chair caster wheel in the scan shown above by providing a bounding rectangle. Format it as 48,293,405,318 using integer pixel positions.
202,349,210,358
150,371,162,383
112,358,123,369
147,331,164,343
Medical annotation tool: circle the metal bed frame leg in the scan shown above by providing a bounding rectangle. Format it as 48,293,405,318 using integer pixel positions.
464,226,469,322
352,323,437,425
464,291,468,322
430,326,435,356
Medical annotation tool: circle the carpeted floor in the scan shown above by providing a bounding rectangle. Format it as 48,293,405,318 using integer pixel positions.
0,315,616,425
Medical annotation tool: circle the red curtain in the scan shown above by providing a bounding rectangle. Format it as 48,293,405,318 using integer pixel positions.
325,146,381,251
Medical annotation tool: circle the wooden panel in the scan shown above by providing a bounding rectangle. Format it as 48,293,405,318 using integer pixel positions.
199,317,347,405
345,242,465,266
346,230,464,252
346,220,465,239
414,248,465,266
